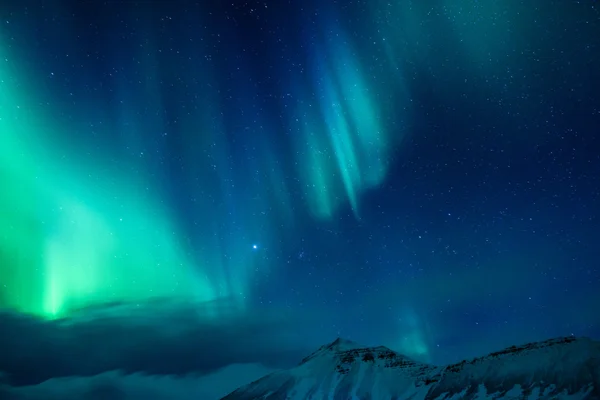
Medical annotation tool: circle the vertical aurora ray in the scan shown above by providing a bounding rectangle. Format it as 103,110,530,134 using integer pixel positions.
302,124,337,219
0,42,218,319
391,307,432,363
328,40,387,188
293,20,400,220
288,78,343,220
1,44,53,315
319,74,362,217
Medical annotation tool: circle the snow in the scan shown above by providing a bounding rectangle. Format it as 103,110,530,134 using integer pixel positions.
222,336,600,399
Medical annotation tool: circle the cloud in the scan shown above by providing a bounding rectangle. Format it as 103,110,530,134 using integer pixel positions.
0,364,275,400
0,298,329,388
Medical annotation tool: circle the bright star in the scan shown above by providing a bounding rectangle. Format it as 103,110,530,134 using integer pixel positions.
252,244,258,249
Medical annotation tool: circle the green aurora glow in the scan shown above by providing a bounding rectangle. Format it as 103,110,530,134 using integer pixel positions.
0,8,408,320
0,45,219,318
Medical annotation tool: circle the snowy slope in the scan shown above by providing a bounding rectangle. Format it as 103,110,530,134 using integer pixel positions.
221,336,600,400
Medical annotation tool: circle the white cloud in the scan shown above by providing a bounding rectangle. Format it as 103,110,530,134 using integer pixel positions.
1,363,275,400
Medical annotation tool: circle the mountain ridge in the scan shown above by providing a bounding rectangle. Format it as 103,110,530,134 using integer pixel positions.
222,336,600,399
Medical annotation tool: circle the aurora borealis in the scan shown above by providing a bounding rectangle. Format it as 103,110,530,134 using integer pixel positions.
0,1,410,319
1,0,600,397
1,42,217,317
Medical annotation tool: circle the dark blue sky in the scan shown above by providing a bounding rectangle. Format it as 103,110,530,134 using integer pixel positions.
0,0,599,390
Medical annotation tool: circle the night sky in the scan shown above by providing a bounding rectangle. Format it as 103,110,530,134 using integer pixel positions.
1,0,600,397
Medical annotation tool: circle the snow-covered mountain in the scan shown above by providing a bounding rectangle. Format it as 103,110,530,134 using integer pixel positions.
221,336,600,400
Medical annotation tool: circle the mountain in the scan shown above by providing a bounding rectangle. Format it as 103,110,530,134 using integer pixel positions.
221,336,600,400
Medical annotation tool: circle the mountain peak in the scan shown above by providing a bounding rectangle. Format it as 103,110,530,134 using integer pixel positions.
326,337,363,351
298,337,365,365
223,336,600,400
297,336,421,372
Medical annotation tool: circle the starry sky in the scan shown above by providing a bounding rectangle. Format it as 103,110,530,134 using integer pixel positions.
1,0,600,397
